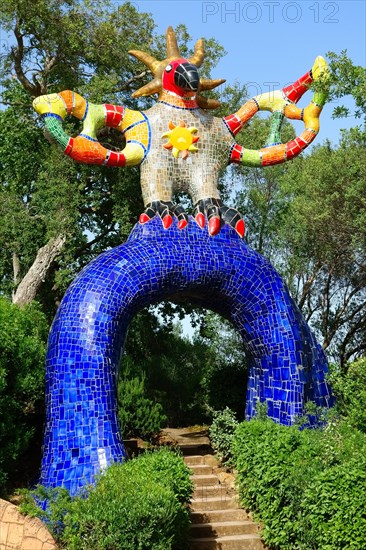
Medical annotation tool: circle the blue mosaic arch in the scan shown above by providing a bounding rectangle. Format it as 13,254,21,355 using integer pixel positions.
41,217,333,495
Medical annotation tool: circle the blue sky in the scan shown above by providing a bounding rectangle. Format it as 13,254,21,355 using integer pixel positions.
1,1,364,142
129,0,366,144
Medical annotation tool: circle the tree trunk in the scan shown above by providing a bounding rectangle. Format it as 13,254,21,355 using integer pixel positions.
12,234,66,307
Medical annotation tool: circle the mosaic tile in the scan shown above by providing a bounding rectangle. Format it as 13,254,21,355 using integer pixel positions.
40,217,333,496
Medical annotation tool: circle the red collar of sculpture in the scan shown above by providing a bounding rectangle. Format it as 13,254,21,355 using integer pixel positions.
159,90,198,109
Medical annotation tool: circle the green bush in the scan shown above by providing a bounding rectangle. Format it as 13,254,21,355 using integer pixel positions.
132,448,193,506
232,417,366,549
118,373,167,440
0,297,48,494
329,359,366,433
209,407,239,465
21,448,193,550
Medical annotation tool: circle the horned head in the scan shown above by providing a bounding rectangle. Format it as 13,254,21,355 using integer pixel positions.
129,26,225,109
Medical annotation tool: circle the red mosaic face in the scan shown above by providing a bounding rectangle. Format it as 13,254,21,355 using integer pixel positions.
162,58,200,96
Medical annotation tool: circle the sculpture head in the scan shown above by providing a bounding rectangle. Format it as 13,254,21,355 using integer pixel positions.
129,26,225,109
162,58,200,96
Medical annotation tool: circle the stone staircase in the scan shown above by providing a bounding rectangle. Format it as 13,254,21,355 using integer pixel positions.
160,428,265,550
0,429,264,550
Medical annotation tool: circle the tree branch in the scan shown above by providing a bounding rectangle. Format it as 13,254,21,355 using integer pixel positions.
344,342,366,365
113,71,148,93
11,19,42,97
321,271,333,348
340,319,366,369
12,234,67,307
74,224,116,256
0,101,31,107
298,263,322,310
12,253,21,287
39,52,58,91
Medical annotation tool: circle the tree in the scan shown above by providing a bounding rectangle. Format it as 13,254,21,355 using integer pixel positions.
195,312,248,419
233,126,366,367
0,0,156,310
329,358,366,432
119,309,249,427
1,1,365,401
277,128,366,367
121,311,210,426
326,50,366,124
0,2,246,443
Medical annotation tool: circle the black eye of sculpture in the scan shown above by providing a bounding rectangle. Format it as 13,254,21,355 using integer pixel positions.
175,63,199,92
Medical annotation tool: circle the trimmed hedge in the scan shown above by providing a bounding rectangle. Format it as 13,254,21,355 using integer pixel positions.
21,448,193,550
232,417,366,549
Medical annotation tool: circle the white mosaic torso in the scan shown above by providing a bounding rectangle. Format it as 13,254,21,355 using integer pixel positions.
140,102,235,205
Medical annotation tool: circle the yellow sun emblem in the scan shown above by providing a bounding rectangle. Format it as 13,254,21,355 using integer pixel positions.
162,120,200,159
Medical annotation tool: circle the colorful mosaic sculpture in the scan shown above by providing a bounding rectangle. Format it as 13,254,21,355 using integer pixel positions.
32,28,333,497
33,27,329,238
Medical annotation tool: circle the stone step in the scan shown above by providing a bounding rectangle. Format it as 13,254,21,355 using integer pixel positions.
188,464,213,475
191,509,250,524
191,474,219,486
193,484,233,499
184,455,205,466
191,520,259,537
189,533,264,550
180,444,213,456
163,433,264,549
191,496,240,511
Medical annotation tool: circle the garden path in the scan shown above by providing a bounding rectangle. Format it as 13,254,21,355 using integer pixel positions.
161,427,266,550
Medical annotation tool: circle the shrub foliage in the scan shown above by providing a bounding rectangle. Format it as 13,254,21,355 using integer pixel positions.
209,407,239,465
329,358,366,433
232,416,366,549
0,297,48,494
20,448,193,550
118,373,167,440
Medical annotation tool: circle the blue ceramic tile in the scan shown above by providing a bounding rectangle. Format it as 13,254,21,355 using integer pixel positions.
40,216,333,496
